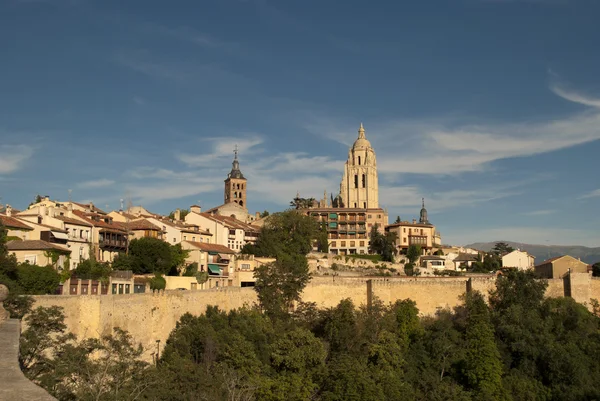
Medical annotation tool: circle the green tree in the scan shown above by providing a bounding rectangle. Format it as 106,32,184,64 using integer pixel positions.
394,216,401,224
492,242,514,256
316,222,329,253
260,210,270,218
111,252,135,271
168,208,190,220
250,210,320,257
149,273,166,292
0,223,19,290
169,243,190,275
16,263,60,294
592,262,600,277
254,253,311,318
406,244,422,265
369,224,397,262
463,291,507,400
74,257,111,282
128,237,173,274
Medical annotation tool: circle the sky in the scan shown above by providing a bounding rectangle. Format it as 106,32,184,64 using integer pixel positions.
0,0,599,247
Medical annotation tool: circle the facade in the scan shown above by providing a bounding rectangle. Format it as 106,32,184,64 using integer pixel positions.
305,208,387,255
181,241,235,288
502,250,535,270
0,210,34,240
340,124,379,209
453,253,479,270
420,255,448,270
6,239,70,268
535,255,589,279
385,200,441,256
230,254,276,287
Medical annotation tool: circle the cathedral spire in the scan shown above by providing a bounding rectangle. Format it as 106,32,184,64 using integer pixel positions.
358,122,365,139
228,144,245,179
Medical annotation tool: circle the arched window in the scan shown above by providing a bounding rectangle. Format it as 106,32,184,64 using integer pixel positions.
358,156,361,165
362,174,366,188
234,192,237,198
354,175,358,188
239,200,244,207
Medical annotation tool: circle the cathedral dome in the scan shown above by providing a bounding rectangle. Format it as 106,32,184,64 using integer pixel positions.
352,123,371,149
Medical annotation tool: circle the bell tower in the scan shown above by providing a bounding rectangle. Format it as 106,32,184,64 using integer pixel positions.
339,123,379,209
224,145,247,210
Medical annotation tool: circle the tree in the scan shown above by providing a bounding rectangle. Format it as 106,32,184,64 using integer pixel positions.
149,273,166,292
492,242,514,256
406,244,421,265
369,224,397,262
394,216,401,224
462,291,507,400
254,253,311,318
128,237,173,274
169,243,190,275
289,197,316,210
16,263,60,294
260,210,270,218
316,222,329,253
249,210,320,257
592,262,600,277
74,256,111,282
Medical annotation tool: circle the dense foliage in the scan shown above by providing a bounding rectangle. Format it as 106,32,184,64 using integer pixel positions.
368,224,397,262
22,270,600,401
113,237,189,275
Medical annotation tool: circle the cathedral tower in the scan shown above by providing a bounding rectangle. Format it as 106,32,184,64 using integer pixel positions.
224,146,247,210
339,123,379,209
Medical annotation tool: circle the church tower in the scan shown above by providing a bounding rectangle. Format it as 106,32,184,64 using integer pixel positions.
224,146,247,210
339,123,379,209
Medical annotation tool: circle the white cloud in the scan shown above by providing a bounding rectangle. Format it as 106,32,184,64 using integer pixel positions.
0,145,34,174
579,189,600,200
177,135,265,167
305,85,600,176
77,179,115,189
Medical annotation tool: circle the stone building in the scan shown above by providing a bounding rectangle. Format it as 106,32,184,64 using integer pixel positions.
385,199,442,255
302,124,388,255
535,255,590,279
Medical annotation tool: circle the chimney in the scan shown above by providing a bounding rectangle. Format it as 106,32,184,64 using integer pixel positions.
190,205,201,214
174,208,181,221
255,211,260,219
89,202,94,211
6,205,12,217
412,219,417,224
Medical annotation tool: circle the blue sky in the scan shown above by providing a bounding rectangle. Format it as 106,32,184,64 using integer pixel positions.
1,0,599,247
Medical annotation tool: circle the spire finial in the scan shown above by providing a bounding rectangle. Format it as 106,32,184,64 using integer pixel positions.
234,144,238,160
358,123,365,139
422,197,425,208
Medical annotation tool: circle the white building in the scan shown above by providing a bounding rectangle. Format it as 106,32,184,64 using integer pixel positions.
502,250,535,270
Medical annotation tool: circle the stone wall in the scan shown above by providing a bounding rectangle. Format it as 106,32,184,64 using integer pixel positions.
29,272,600,362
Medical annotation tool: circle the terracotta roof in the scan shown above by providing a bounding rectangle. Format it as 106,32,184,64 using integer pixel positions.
0,214,33,230
536,255,565,265
183,241,235,254
200,213,258,233
70,201,107,214
454,253,478,262
72,210,126,232
117,219,162,231
37,224,67,233
150,218,212,236
7,240,70,252
54,215,93,227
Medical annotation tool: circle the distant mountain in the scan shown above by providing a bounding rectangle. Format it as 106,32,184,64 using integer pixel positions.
464,241,600,265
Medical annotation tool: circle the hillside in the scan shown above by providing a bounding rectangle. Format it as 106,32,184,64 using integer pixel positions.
465,241,600,265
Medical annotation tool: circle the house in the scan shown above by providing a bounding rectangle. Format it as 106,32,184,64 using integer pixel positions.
185,206,259,251
6,239,70,268
231,254,276,287
145,216,212,245
534,255,589,279
454,253,479,271
0,209,34,240
502,250,535,270
181,241,235,281
70,210,127,262
385,200,442,256
420,255,447,270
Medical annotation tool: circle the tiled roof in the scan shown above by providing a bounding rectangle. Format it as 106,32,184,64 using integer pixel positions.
454,253,478,262
0,214,33,230
72,210,126,232
150,218,212,235
37,224,67,233
117,219,162,231
200,213,258,233
54,215,93,227
6,240,70,252
536,255,565,265
183,241,235,254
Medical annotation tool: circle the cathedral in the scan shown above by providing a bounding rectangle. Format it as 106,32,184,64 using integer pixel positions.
302,124,388,255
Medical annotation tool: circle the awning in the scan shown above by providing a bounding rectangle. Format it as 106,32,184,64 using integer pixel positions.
218,253,231,260
207,264,221,275
329,213,338,219
51,231,69,240
329,222,337,228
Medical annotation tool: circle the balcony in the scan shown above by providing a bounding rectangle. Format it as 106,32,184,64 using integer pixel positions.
99,238,127,249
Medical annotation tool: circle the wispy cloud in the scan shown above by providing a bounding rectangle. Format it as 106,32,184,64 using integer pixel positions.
0,145,34,174
522,209,557,216
579,189,600,200
305,84,600,176
77,179,115,189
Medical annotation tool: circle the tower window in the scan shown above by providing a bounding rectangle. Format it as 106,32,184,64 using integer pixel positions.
354,175,358,188
362,174,366,188
363,202,366,208
358,156,361,165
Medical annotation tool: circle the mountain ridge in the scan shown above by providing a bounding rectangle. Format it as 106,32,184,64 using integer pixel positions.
464,241,600,265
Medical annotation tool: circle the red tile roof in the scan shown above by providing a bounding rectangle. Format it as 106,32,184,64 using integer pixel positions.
0,214,33,230
200,213,258,233
72,210,126,232
537,255,565,265
54,215,93,227
116,219,162,231
183,241,235,254
6,240,70,252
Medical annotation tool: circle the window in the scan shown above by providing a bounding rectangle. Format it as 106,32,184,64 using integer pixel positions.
79,247,83,257
125,284,130,294
360,241,365,246
192,236,196,242
331,241,336,247
403,238,407,243
341,241,346,247
368,215,372,218
362,174,366,188
73,229,78,237
363,202,366,208
241,263,251,270
378,214,381,218
183,235,187,240
173,238,176,243
358,156,361,165
420,229,423,235
403,228,406,233
354,175,358,188
350,241,355,247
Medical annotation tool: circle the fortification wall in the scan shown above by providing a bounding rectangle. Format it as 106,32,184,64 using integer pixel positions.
545,279,565,298
32,288,257,361
301,276,369,308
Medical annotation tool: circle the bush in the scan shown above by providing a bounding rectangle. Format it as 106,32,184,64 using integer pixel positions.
16,263,61,294
149,273,166,292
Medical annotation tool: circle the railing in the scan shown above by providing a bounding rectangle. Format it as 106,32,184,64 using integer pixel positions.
99,239,127,247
